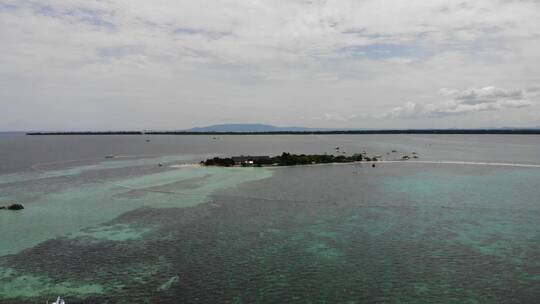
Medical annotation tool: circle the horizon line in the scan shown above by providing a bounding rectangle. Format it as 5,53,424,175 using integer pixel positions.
22,128,540,135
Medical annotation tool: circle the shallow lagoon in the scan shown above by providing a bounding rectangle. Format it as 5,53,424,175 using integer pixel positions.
0,134,539,303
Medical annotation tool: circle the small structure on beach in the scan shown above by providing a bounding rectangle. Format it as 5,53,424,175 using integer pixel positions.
231,155,270,165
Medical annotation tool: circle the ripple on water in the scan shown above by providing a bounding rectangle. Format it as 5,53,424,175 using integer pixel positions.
0,163,539,303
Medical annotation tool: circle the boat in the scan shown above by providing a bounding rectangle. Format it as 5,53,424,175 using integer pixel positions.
50,297,66,304
105,155,116,159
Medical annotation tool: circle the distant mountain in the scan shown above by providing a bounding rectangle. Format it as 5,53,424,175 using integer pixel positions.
185,123,325,132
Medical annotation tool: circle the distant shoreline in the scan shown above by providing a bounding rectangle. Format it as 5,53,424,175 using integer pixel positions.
26,129,540,135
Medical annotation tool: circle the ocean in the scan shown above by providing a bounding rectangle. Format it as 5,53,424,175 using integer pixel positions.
0,133,539,303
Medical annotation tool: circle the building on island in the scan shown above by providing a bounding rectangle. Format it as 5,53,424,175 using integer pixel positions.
231,155,270,165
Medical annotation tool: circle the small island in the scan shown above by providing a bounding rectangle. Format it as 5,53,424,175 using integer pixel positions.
201,152,384,167
0,203,24,211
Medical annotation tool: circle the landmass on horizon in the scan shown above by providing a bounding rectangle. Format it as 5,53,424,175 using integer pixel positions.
186,123,326,132
24,123,540,135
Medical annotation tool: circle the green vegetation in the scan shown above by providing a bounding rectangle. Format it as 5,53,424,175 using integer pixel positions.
202,157,236,167
0,203,24,210
201,152,372,167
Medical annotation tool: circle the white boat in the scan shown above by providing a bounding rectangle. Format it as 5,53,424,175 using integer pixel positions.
50,297,66,304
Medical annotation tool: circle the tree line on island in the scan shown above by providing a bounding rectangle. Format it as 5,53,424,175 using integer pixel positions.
27,129,540,135
201,152,380,167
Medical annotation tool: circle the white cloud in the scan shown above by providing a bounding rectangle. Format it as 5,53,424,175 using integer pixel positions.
313,113,359,121
1,0,540,129
389,87,535,118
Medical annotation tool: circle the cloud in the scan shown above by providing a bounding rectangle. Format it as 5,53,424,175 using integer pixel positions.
5,0,539,74
97,45,144,59
336,43,430,60
5,1,115,30
174,27,233,40
1,0,540,129
389,87,535,118
314,113,359,121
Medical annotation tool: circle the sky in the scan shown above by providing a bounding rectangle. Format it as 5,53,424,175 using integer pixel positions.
1,0,540,131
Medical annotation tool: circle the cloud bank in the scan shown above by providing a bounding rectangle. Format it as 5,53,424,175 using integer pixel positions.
389,87,535,118
1,0,540,129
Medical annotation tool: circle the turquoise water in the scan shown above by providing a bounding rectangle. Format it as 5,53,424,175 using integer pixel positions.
0,155,204,184
381,167,540,262
0,159,271,256
0,135,539,303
